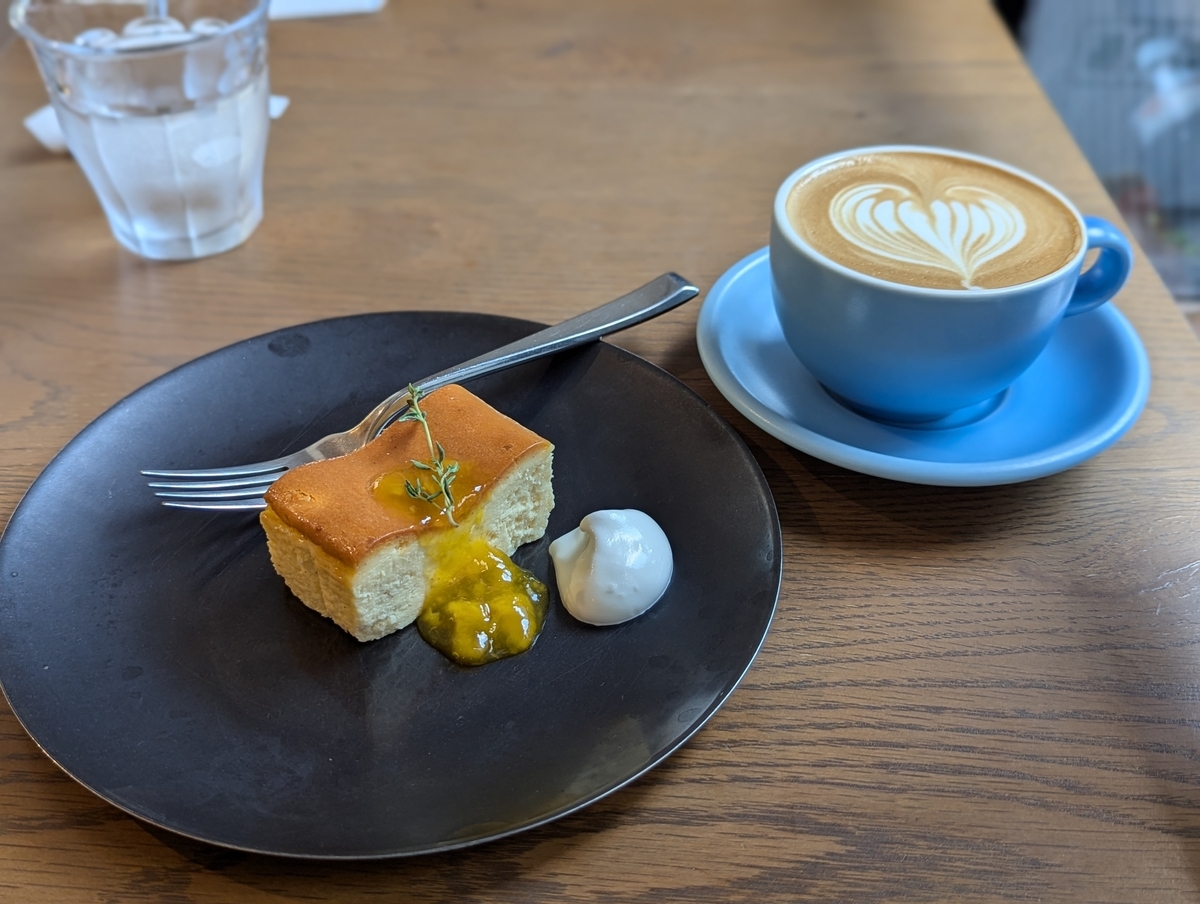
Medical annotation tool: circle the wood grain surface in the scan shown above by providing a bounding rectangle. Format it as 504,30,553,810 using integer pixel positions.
3,0,1200,900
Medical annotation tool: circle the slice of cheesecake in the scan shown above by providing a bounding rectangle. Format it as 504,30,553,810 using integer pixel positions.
260,384,554,642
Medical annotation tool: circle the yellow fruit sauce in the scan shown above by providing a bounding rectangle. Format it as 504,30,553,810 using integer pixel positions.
417,533,548,667
373,462,548,666
372,458,486,530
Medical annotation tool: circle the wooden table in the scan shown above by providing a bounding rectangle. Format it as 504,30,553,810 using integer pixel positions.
4,1,1200,900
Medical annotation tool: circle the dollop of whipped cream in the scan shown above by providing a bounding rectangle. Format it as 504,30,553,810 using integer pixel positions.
548,510,673,626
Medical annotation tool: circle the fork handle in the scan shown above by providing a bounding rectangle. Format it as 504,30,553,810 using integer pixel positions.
362,273,699,437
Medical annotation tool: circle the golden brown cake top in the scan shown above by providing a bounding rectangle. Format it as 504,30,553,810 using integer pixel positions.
263,384,552,564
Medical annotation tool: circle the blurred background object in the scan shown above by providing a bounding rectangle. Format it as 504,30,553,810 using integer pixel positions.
998,0,1200,327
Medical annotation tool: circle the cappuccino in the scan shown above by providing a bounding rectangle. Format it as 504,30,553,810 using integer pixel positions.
785,150,1083,291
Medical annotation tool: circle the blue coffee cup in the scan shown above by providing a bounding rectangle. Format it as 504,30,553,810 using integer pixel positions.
770,146,1134,426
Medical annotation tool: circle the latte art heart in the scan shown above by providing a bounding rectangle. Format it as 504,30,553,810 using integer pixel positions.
786,150,1083,291
828,183,1027,289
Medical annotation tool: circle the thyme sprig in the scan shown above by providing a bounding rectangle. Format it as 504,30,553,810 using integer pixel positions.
398,385,460,526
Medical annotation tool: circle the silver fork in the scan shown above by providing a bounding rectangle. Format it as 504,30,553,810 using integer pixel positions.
143,272,698,512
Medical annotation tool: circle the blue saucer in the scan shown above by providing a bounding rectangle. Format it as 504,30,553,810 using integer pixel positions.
696,247,1151,486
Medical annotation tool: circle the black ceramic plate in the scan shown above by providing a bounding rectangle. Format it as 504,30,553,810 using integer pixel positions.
0,312,781,859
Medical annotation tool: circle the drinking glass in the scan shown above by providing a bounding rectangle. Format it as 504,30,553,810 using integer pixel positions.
10,0,271,260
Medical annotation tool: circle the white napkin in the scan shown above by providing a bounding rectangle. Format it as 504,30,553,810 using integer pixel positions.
269,0,384,18
25,95,291,154
23,106,67,153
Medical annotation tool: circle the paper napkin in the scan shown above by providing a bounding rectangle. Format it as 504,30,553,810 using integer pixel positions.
23,106,66,154
269,0,384,19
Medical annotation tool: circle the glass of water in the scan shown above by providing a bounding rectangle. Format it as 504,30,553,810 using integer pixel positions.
10,0,270,260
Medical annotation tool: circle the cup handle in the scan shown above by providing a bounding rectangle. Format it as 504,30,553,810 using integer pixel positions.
1065,215,1134,317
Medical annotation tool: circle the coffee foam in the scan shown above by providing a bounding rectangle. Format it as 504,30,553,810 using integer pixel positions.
785,151,1083,290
